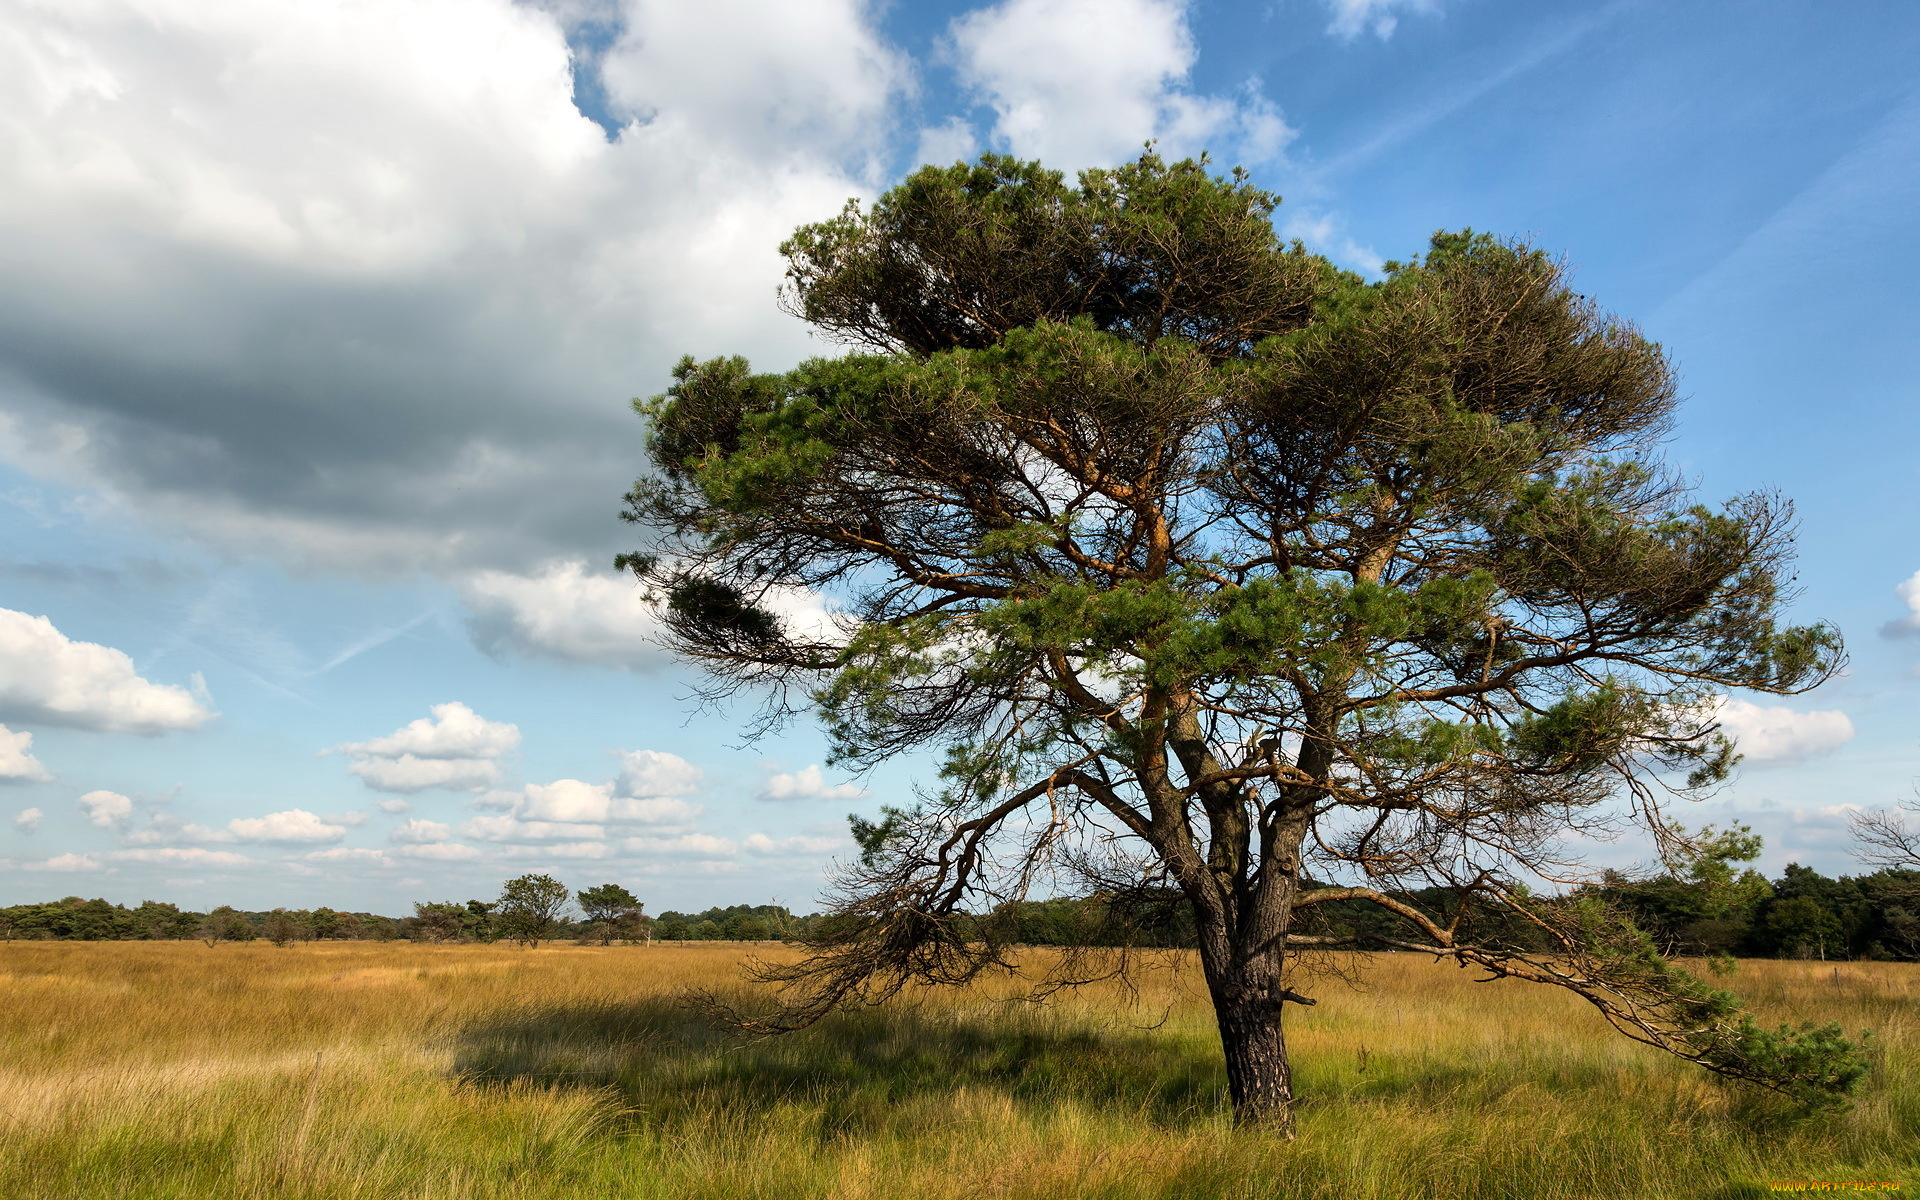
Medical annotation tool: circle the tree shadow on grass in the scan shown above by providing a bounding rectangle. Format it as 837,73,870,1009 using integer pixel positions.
449,994,1232,1132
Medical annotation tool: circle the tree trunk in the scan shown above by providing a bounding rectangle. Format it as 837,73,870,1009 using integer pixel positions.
1210,969,1296,1134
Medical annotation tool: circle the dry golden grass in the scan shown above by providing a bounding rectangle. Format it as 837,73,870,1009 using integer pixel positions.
0,940,1913,1199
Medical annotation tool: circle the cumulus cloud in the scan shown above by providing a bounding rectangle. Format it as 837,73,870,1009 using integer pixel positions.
617,749,703,798
1882,569,1920,638
14,806,42,831
462,560,666,670
0,724,53,782
0,0,905,580
1712,697,1855,765
227,808,346,843
394,842,482,861
28,852,102,872
338,702,519,793
388,818,452,844
78,789,134,827
945,0,1294,169
758,763,866,802
1325,0,1440,40
0,609,209,733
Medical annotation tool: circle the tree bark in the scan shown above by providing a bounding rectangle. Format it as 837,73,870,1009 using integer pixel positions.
1201,946,1297,1134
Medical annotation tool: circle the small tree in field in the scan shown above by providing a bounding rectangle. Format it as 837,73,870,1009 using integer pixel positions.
497,874,570,948
622,152,1863,1129
412,901,467,943
263,909,302,947
577,883,644,946
201,906,254,947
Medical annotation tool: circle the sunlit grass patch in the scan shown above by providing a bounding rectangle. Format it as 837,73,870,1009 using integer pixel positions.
0,941,1912,1199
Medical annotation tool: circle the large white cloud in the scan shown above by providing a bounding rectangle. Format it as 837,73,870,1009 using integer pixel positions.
0,0,904,582
0,609,210,733
338,701,519,793
0,724,53,782
464,752,705,845
945,0,1292,170
1713,697,1856,766
617,749,703,798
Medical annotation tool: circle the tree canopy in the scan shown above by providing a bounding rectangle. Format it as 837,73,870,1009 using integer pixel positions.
621,152,1858,1128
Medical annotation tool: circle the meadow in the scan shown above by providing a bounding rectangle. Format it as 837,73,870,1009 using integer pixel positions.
0,941,1912,1200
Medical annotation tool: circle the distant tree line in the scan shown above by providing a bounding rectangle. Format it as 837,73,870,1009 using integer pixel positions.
7,840,1912,958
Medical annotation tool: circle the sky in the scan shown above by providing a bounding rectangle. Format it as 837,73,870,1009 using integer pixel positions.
0,0,1916,915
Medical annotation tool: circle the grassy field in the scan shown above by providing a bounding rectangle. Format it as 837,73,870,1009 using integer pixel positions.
0,941,1913,1200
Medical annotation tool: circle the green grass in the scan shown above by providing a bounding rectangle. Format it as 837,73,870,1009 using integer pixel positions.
1,941,1912,1198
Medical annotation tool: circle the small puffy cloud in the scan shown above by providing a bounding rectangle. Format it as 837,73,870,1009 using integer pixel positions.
946,0,1294,169
0,609,210,734
462,560,667,671
388,818,452,844
501,840,609,859
29,852,102,872
1882,569,1920,638
338,702,519,794
519,778,614,823
0,724,52,782
1713,697,1855,765
616,749,702,798
377,798,412,814
1325,0,1439,40
78,789,134,828
227,808,347,844
14,806,42,831
344,701,521,759
758,764,866,802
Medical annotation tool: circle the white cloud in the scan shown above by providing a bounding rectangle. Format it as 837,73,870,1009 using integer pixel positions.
393,841,481,861
1882,569,1920,637
349,754,502,793
14,806,42,831
945,0,1294,170
623,832,739,856
462,559,667,671
0,724,53,782
758,763,866,802
377,798,412,814
388,818,451,844
307,847,394,864
338,702,519,793
226,808,346,844
0,609,210,734
616,749,702,798
1713,697,1856,765
463,812,604,842
609,795,702,826
518,778,614,823
744,832,845,855
1325,0,1439,40
78,789,133,828
108,847,251,867
28,851,102,872
0,0,905,579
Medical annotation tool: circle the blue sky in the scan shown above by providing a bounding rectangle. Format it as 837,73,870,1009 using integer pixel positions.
0,0,1915,914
